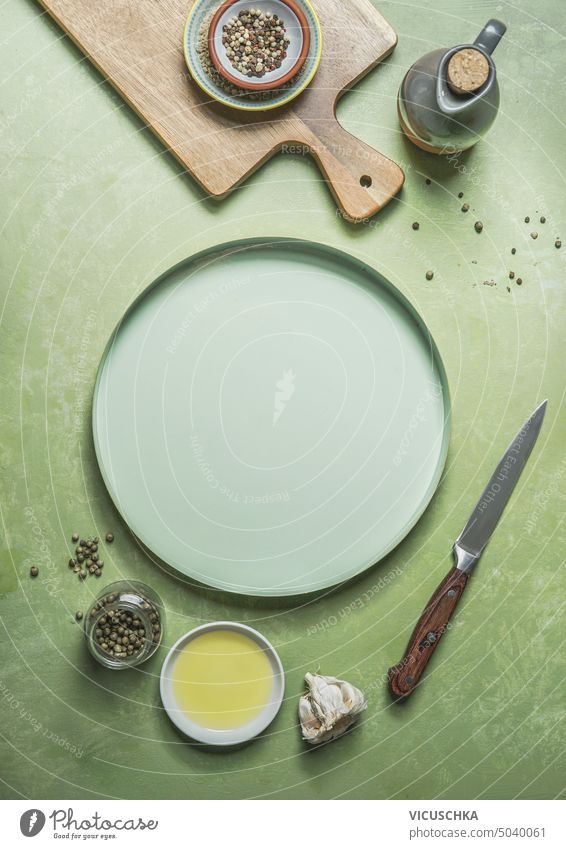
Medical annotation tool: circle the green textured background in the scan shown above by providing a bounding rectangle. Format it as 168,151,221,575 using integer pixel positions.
1,0,565,800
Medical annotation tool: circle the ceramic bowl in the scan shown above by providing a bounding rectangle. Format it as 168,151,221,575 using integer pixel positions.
208,0,310,91
160,621,285,746
183,0,322,112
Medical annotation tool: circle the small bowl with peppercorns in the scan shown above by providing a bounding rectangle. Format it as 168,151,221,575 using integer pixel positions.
208,0,311,91
84,581,164,670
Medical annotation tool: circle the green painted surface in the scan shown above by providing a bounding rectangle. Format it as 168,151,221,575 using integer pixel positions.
1,0,565,800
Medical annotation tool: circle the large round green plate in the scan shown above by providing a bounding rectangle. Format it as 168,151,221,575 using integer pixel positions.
93,239,450,596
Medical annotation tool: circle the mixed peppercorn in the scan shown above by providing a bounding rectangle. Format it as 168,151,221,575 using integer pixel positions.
222,9,290,78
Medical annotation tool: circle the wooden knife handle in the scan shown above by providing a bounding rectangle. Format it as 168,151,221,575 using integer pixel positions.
387,567,468,699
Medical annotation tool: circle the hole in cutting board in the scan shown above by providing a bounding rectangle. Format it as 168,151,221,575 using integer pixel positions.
360,174,372,188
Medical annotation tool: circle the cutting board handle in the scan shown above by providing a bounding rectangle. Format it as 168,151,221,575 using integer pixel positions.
300,120,404,221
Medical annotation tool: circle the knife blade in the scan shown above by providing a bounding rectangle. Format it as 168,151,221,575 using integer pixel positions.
388,400,547,699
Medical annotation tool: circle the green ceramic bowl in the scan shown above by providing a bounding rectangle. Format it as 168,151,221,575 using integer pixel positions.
183,0,322,111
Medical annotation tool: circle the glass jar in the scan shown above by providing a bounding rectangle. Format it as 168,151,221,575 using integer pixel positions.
84,580,164,669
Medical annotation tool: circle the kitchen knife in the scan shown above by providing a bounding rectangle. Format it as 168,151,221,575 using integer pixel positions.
388,400,547,699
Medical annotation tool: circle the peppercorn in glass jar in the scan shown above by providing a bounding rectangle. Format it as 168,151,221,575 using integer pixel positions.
84,581,164,669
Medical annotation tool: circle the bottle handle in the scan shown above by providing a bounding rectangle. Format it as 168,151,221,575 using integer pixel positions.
474,19,506,55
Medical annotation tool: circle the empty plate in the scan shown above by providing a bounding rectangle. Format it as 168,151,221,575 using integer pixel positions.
93,239,450,596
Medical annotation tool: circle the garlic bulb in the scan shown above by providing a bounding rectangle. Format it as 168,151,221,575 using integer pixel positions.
299,673,367,745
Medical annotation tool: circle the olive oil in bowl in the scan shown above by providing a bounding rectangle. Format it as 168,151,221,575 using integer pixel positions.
172,630,273,729
160,622,285,745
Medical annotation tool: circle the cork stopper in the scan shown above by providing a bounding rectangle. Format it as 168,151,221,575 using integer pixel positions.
447,48,490,95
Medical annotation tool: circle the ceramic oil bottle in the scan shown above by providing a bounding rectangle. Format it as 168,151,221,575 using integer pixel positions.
398,19,506,154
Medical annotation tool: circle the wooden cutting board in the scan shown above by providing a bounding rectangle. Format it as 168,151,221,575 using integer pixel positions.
38,0,404,221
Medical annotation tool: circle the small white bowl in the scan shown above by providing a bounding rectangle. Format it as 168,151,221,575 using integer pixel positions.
160,621,285,746
208,0,311,91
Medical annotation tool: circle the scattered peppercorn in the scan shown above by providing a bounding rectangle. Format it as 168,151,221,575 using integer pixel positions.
530,232,538,239
516,277,523,285
425,178,431,185
30,565,39,578
106,533,114,543
66,534,108,582
425,270,434,280
75,610,83,621
524,216,530,223
511,247,516,255
474,221,483,233
458,191,463,198
540,216,546,224
509,271,515,279
412,222,420,230
556,240,562,249
461,203,469,213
